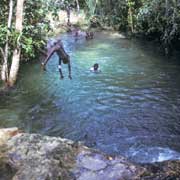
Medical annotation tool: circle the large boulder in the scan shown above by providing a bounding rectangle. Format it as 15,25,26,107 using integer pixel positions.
0,128,180,180
0,128,19,180
0,129,144,180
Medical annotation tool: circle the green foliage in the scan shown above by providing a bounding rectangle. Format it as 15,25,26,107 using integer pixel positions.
91,0,180,55
95,0,128,30
0,0,84,64
0,0,51,62
1,0,179,61
20,0,50,60
137,0,180,54
137,0,165,35
0,25,7,46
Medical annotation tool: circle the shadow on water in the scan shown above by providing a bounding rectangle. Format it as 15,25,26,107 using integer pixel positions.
1,32,180,163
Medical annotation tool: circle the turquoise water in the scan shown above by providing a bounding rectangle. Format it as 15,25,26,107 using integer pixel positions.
1,32,180,163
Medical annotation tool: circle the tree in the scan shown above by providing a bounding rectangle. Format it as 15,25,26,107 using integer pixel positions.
137,0,180,55
1,0,13,83
75,0,80,13
127,0,135,33
8,0,25,87
0,0,50,87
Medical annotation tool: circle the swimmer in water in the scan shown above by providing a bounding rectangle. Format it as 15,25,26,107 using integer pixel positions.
90,63,101,73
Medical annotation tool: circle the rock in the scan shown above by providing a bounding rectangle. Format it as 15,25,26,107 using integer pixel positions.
0,131,144,180
140,160,180,179
74,150,144,180
0,128,19,180
0,128,180,180
0,127,20,146
6,133,76,180
77,153,107,171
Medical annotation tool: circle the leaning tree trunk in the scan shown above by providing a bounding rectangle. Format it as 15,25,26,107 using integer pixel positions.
8,0,25,87
1,0,13,83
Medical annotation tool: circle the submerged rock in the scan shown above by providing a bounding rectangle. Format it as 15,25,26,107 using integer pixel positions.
0,128,180,180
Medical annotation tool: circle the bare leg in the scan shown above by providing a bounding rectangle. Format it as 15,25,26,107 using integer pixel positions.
58,58,64,79
68,60,72,79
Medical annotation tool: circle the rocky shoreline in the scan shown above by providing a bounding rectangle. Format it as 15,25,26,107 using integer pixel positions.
0,128,180,180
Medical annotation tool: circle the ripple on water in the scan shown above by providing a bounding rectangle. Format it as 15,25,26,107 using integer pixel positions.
126,147,180,163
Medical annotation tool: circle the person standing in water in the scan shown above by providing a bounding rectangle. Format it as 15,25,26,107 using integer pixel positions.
85,31,94,40
41,40,72,79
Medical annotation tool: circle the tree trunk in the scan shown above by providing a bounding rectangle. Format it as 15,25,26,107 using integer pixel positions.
75,0,80,13
165,0,169,17
66,5,71,25
8,0,25,87
128,0,134,33
1,0,13,83
164,0,170,56
129,6,134,33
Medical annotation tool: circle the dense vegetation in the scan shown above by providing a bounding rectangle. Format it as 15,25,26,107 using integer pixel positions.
0,0,51,86
94,0,180,55
0,0,180,86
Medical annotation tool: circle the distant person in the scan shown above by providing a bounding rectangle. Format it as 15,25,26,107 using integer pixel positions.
75,30,79,37
74,29,85,39
85,31,94,40
90,63,101,73
89,32,94,39
74,28,80,41
41,40,72,79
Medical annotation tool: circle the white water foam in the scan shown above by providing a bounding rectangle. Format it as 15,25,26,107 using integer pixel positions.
126,147,180,163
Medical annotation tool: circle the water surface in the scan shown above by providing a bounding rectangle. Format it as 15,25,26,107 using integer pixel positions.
1,32,180,163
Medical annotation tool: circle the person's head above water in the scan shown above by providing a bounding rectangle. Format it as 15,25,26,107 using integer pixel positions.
93,63,99,71
90,63,101,73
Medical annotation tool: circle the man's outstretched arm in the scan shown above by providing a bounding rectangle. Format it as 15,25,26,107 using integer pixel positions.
41,48,55,70
39,48,47,56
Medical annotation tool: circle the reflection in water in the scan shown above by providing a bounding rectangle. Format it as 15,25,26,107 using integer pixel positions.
1,32,180,163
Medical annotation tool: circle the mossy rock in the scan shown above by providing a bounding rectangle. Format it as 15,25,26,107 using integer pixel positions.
0,145,16,180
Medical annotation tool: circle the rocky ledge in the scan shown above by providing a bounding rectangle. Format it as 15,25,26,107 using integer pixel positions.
0,128,180,180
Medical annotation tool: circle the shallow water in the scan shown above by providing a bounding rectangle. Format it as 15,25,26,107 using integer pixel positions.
1,32,180,163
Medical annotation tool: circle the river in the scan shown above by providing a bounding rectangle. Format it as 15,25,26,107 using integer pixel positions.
1,32,180,163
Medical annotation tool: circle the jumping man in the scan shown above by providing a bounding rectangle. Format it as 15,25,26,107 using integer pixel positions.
41,40,72,79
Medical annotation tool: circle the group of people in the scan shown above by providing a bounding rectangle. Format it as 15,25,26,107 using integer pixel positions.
41,29,100,79
85,31,94,40
74,29,94,41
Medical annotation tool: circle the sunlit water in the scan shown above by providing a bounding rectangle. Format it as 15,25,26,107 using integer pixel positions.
1,32,180,163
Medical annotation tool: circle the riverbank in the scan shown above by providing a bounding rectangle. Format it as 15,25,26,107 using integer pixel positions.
47,10,89,35
0,128,180,180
